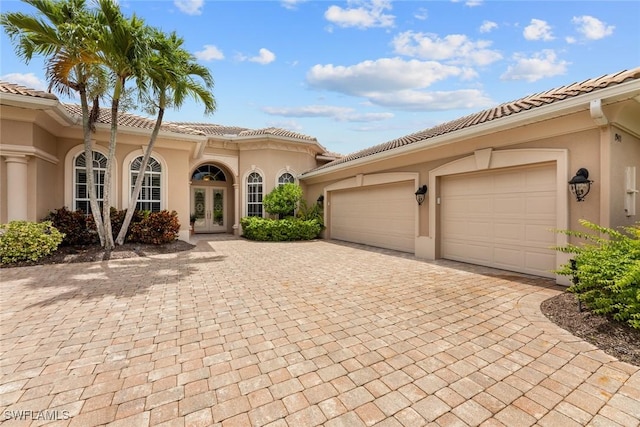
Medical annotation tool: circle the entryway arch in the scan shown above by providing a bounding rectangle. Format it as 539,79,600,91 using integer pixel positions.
190,162,236,233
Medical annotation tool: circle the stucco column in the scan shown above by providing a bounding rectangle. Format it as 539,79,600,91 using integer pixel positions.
4,155,29,221
233,183,240,234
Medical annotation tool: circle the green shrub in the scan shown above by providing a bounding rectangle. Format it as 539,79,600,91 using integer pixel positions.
556,220,640,329
297,198,324,228
263,183,303,217
44,206,97,246
241,217,322,241
128,210,180,244
0,221,64,264
108,208,145,242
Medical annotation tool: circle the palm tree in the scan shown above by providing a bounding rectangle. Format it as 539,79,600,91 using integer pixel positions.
115,30,216,245
1,0,110,246
94,0,151,249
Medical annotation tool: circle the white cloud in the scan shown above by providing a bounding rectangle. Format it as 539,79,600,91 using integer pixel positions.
523,19,554,41
501,50,569,82
366,89,493,111
572,15,614,40
173,0,204,15
324,0,395,29
249,48,276,65
194,45,224,61
281,0,307,10
414,7,428,21
479,20,497,33
392,31,502,66
307,58,464,95
0,73,46,90
305,57,493,111
263,105,394,122
452,0,483,6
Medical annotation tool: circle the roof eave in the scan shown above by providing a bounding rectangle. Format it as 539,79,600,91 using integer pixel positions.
301,79,640,180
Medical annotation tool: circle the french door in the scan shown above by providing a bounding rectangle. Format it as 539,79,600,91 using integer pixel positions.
192,187,226,233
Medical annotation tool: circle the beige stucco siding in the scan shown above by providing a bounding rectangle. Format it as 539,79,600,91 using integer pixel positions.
609,127,640,228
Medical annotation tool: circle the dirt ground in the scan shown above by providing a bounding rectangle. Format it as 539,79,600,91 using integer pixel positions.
3,242,638,367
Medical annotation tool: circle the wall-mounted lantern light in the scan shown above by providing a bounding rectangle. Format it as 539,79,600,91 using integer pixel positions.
568,168,593,202
415,185,428,206
317,195,324,206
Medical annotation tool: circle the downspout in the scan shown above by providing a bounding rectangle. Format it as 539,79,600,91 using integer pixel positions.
590,99,611,228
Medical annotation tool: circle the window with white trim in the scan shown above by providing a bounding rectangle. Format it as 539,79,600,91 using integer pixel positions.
74,151,107,214
278,172,295,186
130,156,162,212
247,172,263,217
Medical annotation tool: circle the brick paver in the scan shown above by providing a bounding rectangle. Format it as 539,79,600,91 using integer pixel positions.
1,235,638,426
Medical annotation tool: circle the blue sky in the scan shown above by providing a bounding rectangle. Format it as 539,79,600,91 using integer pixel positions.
1,1,639,155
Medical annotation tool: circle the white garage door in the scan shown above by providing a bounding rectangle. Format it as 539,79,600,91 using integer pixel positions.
441,163,557,278
330,181,415,253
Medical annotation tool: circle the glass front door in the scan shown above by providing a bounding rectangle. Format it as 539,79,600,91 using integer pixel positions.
192,187,225,233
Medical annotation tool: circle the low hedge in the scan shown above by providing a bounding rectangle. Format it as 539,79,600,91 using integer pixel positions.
241,217,322,241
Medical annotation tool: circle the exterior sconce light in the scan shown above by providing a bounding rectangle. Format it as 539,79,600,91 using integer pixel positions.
415,185,428,206
317,195,324,206
568,168,593,202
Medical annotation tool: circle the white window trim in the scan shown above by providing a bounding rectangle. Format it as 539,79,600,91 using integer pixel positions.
64,144,117,211
242,167,266,217
121,150,168,211
276,168,297,187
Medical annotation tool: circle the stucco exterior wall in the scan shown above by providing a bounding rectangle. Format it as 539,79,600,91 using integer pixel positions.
610,127,640,229
239,146,318,217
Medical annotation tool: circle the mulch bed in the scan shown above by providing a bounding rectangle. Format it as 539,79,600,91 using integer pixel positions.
0,240,195,268
541,292,640,366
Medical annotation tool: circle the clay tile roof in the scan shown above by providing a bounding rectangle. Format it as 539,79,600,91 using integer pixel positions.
236,127,318,142
169,123,318,142
63,104,205,136
169,122,250,136
0,81,58,100
307,67,640,173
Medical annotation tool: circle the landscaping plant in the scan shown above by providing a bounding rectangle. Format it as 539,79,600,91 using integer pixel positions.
0,221,64,264
45,206,98,246
240,217,322,242
263,183,302,218
128,210,180,244
556,220,640,329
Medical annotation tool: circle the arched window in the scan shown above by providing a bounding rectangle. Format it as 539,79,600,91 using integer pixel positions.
192,165,226,182
278,172,295,186
74,151,107,214
247,172,263,217
130,156,162,212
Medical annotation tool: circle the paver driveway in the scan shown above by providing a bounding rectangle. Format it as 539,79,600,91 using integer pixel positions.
1,236,638,427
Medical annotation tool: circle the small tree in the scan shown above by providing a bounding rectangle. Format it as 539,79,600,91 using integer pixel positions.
263,183,302,218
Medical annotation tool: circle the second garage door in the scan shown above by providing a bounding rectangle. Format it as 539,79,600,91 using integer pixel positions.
440,163,557,278
330,181,415,253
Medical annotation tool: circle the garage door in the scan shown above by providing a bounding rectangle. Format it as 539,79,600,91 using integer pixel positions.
330,181,415,253
441,163,556,278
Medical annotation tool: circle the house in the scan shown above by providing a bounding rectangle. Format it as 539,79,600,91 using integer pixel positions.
300,67,640,284
0,82,338,240
1,67,639,283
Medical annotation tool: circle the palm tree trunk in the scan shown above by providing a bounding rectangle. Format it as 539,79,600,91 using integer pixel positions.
79,84,106,246
115,107,165,245
103,78,124,250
